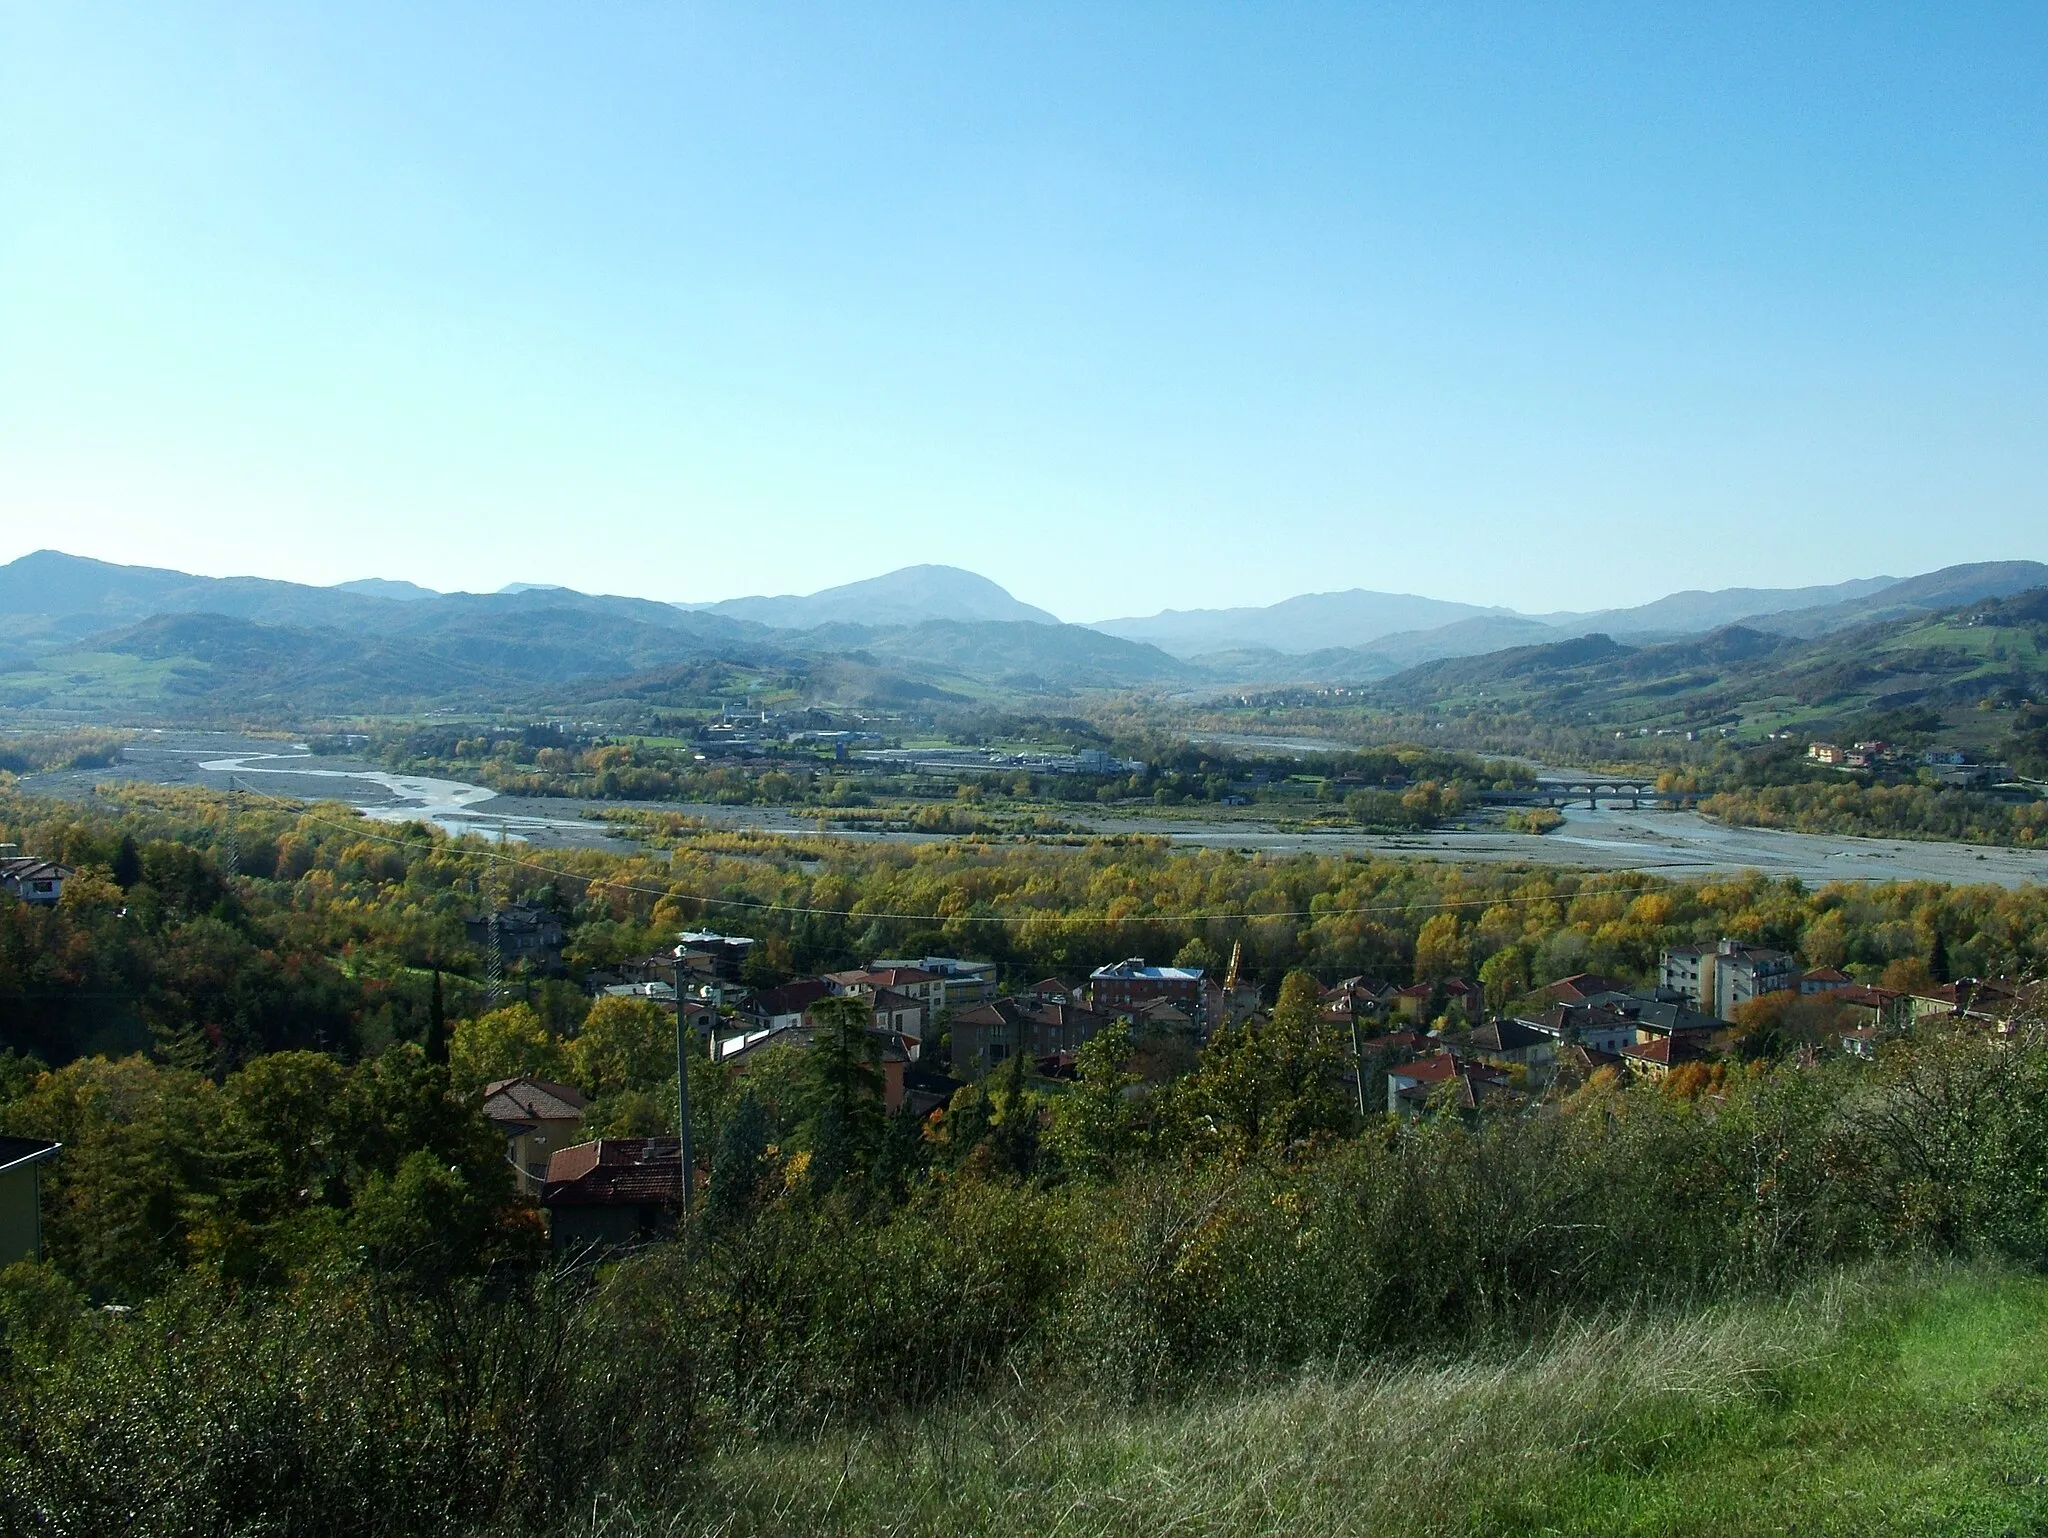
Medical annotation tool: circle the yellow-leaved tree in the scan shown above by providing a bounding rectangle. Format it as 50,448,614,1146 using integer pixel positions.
450,1003,565,1092
568,995,672,1098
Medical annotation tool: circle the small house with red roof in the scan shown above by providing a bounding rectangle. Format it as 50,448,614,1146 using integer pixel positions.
540,1137,684,1257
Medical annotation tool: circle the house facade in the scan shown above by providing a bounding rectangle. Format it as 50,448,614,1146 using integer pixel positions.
949,996,1113,1078
0,857,71,907
541,1138,683,1258
0,1137,59,1265
480,1076,588,1195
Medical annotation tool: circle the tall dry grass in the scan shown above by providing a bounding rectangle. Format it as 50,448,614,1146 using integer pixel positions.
582,1264,1935,1538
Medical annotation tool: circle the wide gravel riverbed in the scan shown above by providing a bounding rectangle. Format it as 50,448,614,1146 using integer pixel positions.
21,730,2048,888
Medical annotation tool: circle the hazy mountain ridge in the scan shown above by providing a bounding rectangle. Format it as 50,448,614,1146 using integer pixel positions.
2,549,2043,720
1095,573,1923,660
1093,589,1508,655
686,564,1060,630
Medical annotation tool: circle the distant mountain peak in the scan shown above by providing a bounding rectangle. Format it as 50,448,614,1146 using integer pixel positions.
334,577,439,601
688,564,1060,630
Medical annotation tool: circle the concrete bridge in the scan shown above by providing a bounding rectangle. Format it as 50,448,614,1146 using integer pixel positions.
1528,778,1699,810
1480,779,1699,810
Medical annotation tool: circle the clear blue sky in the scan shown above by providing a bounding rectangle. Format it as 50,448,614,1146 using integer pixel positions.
3,4,2045,622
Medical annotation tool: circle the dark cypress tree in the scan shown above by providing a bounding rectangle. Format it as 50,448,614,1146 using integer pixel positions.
425,968,448,1064
1930,930,1951,984
709,1090,770,1228
111,833,142,890
986,1050,1040,1178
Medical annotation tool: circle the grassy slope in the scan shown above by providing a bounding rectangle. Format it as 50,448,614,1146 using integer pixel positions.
588,1265,2048,1537
1369,594,2048,742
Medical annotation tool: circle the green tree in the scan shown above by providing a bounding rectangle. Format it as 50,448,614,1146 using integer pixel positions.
450,1003,565,1092
110,834,142,891
425,968,447,1065
1164,971,1349,1164
709,1090,771,1228
349,1149,498,1288
222,1050,347,1215
802,997,886,1194
568,995,671,1098
1479,946,1530,1014
1045,1021,1140,1182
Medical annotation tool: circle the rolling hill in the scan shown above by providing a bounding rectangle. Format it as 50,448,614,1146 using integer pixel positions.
1367,586,2048,738
1095,564,2048,664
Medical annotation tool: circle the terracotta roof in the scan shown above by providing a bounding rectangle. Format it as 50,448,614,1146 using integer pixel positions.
1800,968,1852,985
1620,1035,1708,1067
542,1138,683,1208
1394,1053,1462,1085
826,966,941,988
1557,1042,1623,1073
481,1076,587,1125
1542,973,1626,1003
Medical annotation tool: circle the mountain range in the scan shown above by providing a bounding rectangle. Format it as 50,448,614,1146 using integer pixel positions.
0,548,2043,721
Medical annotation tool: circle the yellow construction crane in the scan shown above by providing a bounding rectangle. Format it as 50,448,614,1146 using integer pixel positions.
1223,938,1242,992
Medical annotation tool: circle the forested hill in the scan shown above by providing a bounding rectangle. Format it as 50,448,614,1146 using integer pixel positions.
1367,587,2048,736
0,601,1199,721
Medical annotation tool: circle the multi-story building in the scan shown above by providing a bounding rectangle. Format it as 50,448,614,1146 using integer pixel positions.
1088,958,1207,1030
824,966,944,1035
1659,939,1797,1022
948,995,1114,1077
675,931,757,981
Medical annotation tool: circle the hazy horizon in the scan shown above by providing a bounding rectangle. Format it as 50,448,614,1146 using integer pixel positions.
0,542,1944,630
5,6,2046,616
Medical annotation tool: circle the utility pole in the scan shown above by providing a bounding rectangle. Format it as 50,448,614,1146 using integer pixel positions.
1350,1012,1368,1122
222,776,240,879
674,962,695,1220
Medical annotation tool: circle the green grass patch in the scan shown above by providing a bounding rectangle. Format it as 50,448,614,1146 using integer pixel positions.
580,1265,2048,1537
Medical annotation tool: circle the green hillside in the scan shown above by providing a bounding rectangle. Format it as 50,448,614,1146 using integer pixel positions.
1371,588,2048,741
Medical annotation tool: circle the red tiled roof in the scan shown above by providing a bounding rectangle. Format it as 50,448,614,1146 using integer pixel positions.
827,967,941,989
1396,1053,1462,1085
1620,1036,1707,1067
542,1138,683,1208
1543,973,1626,1003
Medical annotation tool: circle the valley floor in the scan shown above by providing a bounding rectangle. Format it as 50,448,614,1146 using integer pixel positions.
25,729,2048,885
581,1263,2048,1537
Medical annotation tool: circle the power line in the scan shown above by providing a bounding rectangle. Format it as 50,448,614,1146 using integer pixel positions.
218,779,1703,927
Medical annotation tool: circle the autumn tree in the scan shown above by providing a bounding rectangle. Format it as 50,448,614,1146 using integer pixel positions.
449,1003,565,1092
1413,913,1470,982
569,995,671,1098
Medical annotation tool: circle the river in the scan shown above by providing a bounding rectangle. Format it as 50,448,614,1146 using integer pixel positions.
20,730,2048,887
